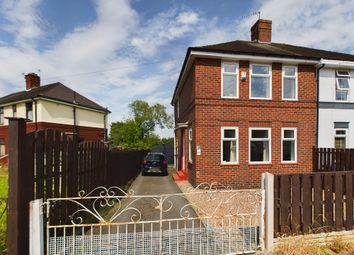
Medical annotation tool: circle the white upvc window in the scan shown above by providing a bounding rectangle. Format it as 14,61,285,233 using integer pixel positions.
250,64,272,99
188,128,193,162
282,66,298,100
0,108,3,125
335,70,350,101
221,62,239,98
334,129,347,149
0,139,4,157
281,128,297,163
176,100,180,118
249,128,271,164
221,127,238,164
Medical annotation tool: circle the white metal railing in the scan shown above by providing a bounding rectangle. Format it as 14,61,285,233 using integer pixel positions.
43,183,262,255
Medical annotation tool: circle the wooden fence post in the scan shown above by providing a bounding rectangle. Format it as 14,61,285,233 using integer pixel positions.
7,118,31,255
261,172,274,251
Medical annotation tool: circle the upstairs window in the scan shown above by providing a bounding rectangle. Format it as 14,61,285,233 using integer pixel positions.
250,64,271,99
12,105,17,117
335,70,350,101
221,127,238,164
282,66,297,100
26,102,33,121
222,62,238,98
0,108,3,125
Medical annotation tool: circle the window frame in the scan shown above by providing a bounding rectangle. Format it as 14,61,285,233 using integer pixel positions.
0,108,3,125
221,127,239,165
0,139,5,157
334,128,348,148
188,128,193,163
335,70,351,102
12,105,17,117
282,65,298,100
249,127,271,164
249,64,272,100
221,62,239,99
26,102,33,121
281,128,297,163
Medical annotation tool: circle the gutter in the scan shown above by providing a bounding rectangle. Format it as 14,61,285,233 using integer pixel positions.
315,63,325,147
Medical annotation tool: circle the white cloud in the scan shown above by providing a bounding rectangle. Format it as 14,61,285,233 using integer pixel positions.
0,0,44,48
131,9,199,57
193,0,354,54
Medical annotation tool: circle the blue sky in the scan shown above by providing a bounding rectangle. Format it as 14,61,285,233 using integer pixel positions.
1,0,354,137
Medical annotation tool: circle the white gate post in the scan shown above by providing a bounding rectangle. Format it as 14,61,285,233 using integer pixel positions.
260,172,274,251
30,199,44,255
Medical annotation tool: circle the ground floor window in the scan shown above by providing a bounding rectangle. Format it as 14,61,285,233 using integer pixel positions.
0,139,5,157
282,128,297,162
249,128,271,163
335,129,347,149
188,128,193,162
221,127,238,164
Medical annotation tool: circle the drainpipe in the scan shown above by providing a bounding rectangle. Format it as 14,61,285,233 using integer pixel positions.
316,63,325,147
103,113,107,142
32,98,38,131
73,92,78,137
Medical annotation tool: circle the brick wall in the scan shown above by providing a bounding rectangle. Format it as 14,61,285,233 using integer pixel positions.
180,58,317,188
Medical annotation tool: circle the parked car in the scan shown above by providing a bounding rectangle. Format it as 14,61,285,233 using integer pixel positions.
141,153,168,176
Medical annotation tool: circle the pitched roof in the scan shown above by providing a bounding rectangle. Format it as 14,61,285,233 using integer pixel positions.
191,40,354,62
171,40,354,104
0,82,110,113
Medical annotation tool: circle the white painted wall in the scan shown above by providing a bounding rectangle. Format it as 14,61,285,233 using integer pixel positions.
1,99,105,128
76,108,105,128
319,68,354,102
37,100,105,128
318,108,354,148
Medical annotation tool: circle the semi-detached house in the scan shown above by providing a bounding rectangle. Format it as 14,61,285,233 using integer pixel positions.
171,19,354,188
0,73,110,162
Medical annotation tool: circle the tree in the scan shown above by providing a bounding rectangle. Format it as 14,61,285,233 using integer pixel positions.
110,100,173,149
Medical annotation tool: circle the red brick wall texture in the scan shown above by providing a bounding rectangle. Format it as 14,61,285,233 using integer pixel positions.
175,58,317,188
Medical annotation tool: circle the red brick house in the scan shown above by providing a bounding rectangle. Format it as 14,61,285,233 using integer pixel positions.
0,73,110,162
172,19,354,188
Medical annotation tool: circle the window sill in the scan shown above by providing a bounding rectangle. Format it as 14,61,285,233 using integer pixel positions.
221,162,239,165
282,98,298,101
221,96,239,99
249,97,272,100
248,162,272,165
281,161,298,164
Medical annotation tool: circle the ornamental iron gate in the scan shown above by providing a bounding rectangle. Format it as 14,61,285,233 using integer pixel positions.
43,183,262,255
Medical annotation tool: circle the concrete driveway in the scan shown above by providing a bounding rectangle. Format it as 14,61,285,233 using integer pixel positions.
111,167,199,231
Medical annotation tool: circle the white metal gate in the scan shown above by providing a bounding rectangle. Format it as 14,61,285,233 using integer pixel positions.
43,184,262,255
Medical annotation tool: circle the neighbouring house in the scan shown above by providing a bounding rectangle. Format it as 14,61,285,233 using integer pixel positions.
171,19,354,188
0,72,110,162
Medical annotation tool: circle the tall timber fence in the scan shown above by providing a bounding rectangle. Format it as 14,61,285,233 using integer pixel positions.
7,118,148,255
273,171,354,237
313,147,354,172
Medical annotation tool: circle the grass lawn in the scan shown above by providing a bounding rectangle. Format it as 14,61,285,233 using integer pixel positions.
0,167,8,255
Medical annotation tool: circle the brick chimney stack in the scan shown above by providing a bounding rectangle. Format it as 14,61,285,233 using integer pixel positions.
251,19,272,42
25,72,40,90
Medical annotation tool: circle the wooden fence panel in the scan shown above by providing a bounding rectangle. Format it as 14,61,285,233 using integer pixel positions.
274,171,354,237
313,147,354,172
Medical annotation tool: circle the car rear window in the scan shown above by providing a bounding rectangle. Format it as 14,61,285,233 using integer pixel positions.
146,154,164,161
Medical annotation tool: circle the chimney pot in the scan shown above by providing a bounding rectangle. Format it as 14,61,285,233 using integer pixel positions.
25,72,40,90
251,19,272,42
